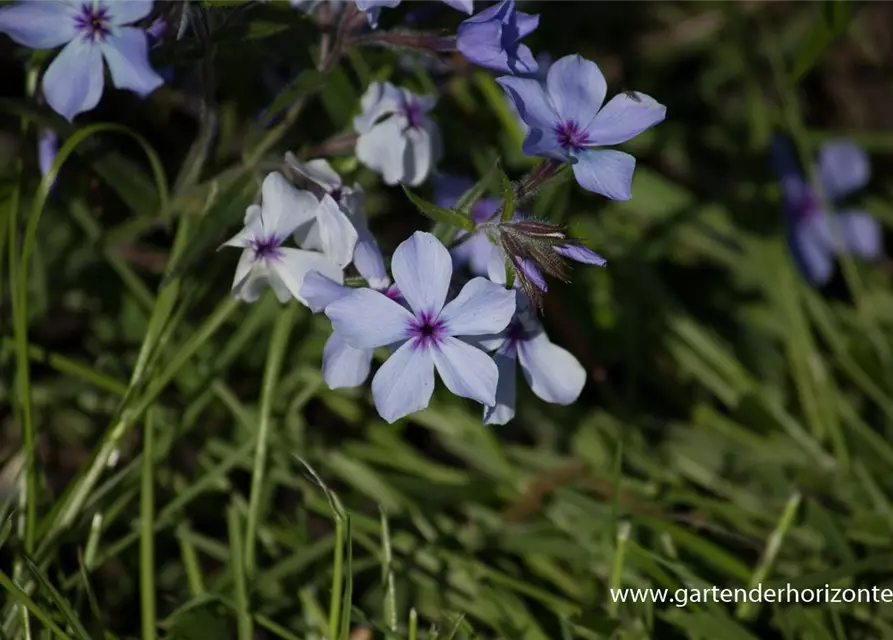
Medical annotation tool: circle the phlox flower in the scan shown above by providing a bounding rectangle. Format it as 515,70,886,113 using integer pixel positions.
457,0,539,74
354,82,441,187
481,292,586,425
0,0,164,121
770,135,882,286
287,154,389,289
434,174,507,276
326,231,516,423
498,54,666,199
301,271,401,389
222,172,357,305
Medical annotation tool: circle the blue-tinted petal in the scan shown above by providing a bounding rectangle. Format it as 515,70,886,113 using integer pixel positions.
468,235,499,276
441,0,473,14
508,43,538,75
103,0,153,25
517,332,585,404
546,54,606,128
457,19,508,72
439,277,515,336
353,226,390,290
323,332,374,389
464,0,507,24
261,171,319,239
0,1,77,49
356,117,409,185
372,341,435,423
100,27,163,97
355,0,401,29
483,342,517,425
511,9,539,39
571,148,635,200
818,139,870,200
315,194,358,269
496,75,556,132
836,209,882,260
554,243,607,266
585,92,666,147
391,231,452,317
515,256,547,292
300,270,350,313
431,336,499,405
521,127,565,160
38,128,58,180
42,39,104,121
326,288,414,349
789,215,834,286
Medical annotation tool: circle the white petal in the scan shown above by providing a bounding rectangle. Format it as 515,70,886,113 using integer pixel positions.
233,261,273,303
818,139,870,200
103,0,153,25
836,209,882,260
484,344,518,425
0,1,78,49
354,81,402,134
99,27,163,97
269,248,343,305
315,194,358,268
230,249,255,293
221,205,263,249
518,332,586,404
356,118,408,185
391,231,452,317
372,341,435,423
438,277,515,337
260,171,319,239
326,288,414,349
431,336,498,406
286,153,342,190
323,332,374,389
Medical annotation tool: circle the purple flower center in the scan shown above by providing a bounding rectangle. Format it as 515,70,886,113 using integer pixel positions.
408,311,446,349
554,120,591,152
251,235,283,260
403,102,424,130
329,186,344,203
76,3,111,41
791,190,821,222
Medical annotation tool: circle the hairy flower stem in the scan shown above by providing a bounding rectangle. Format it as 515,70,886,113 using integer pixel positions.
485,159,563,225
348,31,457,55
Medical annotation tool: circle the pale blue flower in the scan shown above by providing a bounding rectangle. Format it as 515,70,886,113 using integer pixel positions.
354,82,441,186
770,135,881,286
0,0,164,121
457,0,539,74
326,231,515,423
482,292,586,425
498,54,666,199
286,154,389,289
222,172,357,305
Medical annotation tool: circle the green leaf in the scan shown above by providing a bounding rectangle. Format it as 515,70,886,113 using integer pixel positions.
21,554,92,640
791,0,857,82
260,69,327,128
500,167,514,223
401,185,475,232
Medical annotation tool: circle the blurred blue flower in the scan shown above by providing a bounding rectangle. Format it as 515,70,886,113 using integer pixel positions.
0,0,164,121
222,172,356,305
498,54,666,199
457,0,539,74
479,291,586,424
325,231,515,423
354,82,441,186
770,135,882,286
433,174,506,276
287,154,389,289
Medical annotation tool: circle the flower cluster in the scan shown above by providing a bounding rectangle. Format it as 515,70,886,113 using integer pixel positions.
0,0,672,425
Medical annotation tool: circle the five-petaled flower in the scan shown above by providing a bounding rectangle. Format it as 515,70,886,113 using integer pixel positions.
354,82,442,187
326,231,516,423
457,0,539,74
222,172,357,305
498,54,666,200
770,135,882,287
287,154,390,289
480,292,586,425
0,0,164,121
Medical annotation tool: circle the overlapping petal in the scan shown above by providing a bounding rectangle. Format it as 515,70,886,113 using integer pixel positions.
546,54,606,128
584,92,666,147
100,27,164,97
484,344,518,425
0,1,78,48
326,289,414,349
323,333,374,389
517,332,586,404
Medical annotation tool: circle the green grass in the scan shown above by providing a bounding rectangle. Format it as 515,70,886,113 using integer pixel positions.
2,1,893,638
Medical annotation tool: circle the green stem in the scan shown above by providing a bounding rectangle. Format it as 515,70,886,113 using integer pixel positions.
328,516,345,640
245,303,297,577
139,411,156,640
